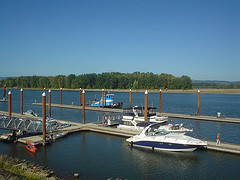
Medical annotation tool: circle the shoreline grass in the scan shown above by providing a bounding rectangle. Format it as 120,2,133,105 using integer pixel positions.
0,154,58,180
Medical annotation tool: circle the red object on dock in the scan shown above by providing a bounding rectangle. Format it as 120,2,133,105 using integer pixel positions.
26,141,36,153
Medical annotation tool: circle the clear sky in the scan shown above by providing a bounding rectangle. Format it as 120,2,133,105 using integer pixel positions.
0,0,239,81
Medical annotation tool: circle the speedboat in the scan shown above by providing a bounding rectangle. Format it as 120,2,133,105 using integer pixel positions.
117,106,167,131
24,110,39,117
157,122,193,134
91,93,123,108
126,123,207,152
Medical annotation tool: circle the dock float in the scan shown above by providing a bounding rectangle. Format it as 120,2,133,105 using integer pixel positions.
0,111,240,154
158,112,240,124
32,103,123,113
33,103,240,124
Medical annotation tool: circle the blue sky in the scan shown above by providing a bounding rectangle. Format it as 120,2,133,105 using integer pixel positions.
0,0,239,81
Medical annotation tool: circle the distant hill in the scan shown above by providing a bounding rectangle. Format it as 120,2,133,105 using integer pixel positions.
192,80,240,89
0,77,17,80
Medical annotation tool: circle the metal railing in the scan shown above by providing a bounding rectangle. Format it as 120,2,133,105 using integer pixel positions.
0,114,58,133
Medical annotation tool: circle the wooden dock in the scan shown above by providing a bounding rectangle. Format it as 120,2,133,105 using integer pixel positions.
1,111,240,154
158,112,240,124
33,103,240,124
32,103,123,113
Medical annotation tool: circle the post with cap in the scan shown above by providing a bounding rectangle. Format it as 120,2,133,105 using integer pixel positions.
48,89,51,118
20,89,23,115
42,92,46,145
60,88,62,105
43,87,46,93
79,88,82,106
129,89,132,107
102,89,104,108
198,90,200,116
8,91,12,119
82,90,85,124
159,89,162,113
144,90,148,122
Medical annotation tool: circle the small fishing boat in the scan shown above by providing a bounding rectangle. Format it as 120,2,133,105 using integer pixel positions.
126,123,207,152
26,141,36,153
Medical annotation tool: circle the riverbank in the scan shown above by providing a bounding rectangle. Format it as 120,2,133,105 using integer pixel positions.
0,154,59,180
2,87,240,94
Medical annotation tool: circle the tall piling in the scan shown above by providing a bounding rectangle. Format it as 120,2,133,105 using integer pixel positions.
79,88,82,106
129,89,132,107
102,89,104,108
48,89,51,118
60,88,62,105
42,92,46,145
159,89,162,113
20,89,23,115
3,85,6,100
8,91,11,118
144,90,148,122
82,90,85,124
198,90,200,116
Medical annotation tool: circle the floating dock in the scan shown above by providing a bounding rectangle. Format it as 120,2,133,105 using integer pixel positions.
32,103,123,113
33,103,240,124
0,111,240,154
159,112,240,124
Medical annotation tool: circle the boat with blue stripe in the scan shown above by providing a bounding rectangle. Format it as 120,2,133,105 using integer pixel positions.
126,123,207,152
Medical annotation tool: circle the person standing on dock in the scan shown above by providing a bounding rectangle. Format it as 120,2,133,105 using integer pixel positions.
216,133,220,145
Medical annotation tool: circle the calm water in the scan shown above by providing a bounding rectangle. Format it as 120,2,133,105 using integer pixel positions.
0,89,240,179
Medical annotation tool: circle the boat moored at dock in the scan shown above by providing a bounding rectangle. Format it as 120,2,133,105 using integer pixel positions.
117,106,167,131
126,123,207,152
90,93,123,108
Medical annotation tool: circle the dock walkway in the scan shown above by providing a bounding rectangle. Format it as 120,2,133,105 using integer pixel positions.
33,103,123,113
33,103,240,124
159,112,240,124
0,111,240,154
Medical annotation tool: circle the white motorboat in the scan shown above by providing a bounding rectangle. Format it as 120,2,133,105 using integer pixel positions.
117,106,167,131
157,122,193,134
126,123,207,152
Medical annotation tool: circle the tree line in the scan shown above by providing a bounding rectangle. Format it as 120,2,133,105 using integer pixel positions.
192,82,240,89
0,72,192,90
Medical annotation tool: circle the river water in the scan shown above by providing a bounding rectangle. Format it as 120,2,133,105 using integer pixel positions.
0,89,240,179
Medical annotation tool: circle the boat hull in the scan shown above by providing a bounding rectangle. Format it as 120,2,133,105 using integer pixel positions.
128,140,199,152
26,142,36,153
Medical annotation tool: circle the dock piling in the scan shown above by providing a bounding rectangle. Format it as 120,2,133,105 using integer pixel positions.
79,88,82,106
144,90,148,122
198,90,200,116
3,85,6,100
20,89,23,115
82,90,85,124
42,92,46,145
102,89,104,108
60,88,62,105
48,89,51,118
129,89,132,107
159,89,162,113
8,91,11,118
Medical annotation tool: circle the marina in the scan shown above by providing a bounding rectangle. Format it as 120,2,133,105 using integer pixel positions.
1,111,240,154
0,89,240,179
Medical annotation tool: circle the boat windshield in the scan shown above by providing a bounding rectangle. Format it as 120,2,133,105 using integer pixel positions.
145,125,170,136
